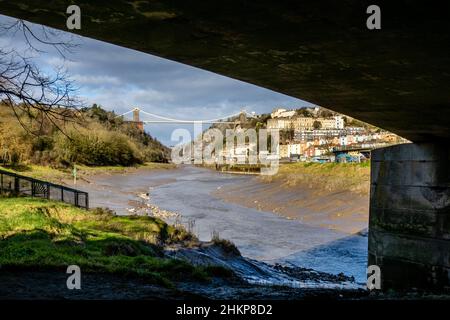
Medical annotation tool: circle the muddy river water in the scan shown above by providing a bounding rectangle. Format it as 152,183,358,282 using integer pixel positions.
84,166,368,284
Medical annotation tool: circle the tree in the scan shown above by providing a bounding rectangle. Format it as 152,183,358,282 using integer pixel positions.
0,19,80,135
318,108,334,118
296,108,311,117
313,120,322,129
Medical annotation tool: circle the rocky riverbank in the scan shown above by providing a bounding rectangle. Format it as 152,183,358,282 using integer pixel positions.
119,192,364,293
0,165,370,300
0,195,365,300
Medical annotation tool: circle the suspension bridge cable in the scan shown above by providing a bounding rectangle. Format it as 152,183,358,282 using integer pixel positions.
115,108,257,123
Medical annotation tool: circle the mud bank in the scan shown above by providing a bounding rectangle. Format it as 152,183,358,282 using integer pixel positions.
213,176,369,234
67,165,178,215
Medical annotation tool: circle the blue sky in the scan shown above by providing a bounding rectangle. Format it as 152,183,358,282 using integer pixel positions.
0,14,312,146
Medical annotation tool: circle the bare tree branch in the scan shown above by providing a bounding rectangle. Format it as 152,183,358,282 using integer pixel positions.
0,19,82,136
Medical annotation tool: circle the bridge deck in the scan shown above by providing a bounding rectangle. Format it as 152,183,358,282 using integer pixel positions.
2,0,449,141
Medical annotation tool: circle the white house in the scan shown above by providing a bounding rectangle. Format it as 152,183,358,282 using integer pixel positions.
288,143,302,156
334,116,344,129
271,108,296,118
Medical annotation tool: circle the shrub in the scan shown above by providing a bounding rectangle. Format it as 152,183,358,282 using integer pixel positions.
55,126,144,166
211,230,241,256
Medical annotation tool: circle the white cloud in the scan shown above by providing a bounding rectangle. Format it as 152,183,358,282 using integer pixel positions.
71,74,121,86
0,14,312,145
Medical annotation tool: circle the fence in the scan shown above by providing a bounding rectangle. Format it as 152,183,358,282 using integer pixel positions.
0,169,89,209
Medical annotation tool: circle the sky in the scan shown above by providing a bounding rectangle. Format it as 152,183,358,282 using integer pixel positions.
0,14,312,146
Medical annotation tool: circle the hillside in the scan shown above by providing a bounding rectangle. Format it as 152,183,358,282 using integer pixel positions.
0,104,170,168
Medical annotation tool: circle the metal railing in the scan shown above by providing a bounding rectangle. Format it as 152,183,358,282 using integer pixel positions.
0,169,89,209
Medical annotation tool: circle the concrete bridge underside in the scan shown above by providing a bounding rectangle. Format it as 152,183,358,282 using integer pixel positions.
1,0,449,291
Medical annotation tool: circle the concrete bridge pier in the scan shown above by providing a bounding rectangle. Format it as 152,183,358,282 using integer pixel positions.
369,143,450,290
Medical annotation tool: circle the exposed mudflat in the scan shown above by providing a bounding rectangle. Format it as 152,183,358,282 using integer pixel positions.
213,176,368,234
76,165,368,285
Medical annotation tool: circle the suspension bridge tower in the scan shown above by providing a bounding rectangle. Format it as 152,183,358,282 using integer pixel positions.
127,107,144,132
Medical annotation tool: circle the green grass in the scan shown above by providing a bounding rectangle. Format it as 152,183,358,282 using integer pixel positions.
0,197,213,287
261,162,371,195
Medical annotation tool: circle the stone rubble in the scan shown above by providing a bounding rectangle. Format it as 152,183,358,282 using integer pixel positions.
125,192,181,220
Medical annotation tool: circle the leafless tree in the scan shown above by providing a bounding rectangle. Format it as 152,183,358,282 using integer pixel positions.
0,19,81,135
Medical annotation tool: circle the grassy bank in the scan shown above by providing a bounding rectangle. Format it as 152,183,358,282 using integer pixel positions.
261,162,370,195
0,162,175,185
0,197,219,287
